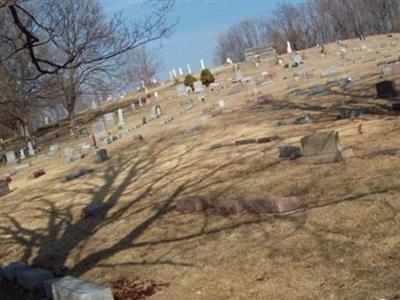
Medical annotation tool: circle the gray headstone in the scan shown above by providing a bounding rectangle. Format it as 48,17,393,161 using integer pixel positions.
14,163,31,170
51,276,114,300
96,149,109,163
103,113,115,128
117,109,125,127
6,151,17,164
0,261,29,281
279,146,302,159
293,54,303,64
49,144,59,155
151,105,162,118
176,83,187,96
82,202,108,217
64,147,74,162
92,120,108,141
17,268,53,291
28,141,35,156
193,81,204,93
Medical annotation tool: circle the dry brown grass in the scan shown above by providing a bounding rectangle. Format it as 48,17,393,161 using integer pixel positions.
2,34,400,299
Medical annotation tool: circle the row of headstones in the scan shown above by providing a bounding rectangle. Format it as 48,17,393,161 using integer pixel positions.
0,261,114,300
177,80,205,96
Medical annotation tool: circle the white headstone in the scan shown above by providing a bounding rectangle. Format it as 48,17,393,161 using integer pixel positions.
6,151,16,164
64,147,73,162
200,59,205,70
44,117,50,126
187,64,192,74
287,41,293,53
217,100,225,108
20,149,26,160
176,83,187,96
91,101,98,109
172,69,177,77
28,142,35,156
193,81,204,93
226,57,233,64
179,67,184,76
92,120,108,141
117,109,125,127
154,91,159,98
49,144,59,154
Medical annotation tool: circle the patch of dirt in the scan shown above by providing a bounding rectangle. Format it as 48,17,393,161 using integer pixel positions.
111,278,169,300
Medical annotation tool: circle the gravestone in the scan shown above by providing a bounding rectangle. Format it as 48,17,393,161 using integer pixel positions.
376,80,398,98
49,144,59,155
176,83,187,96
0,179,10,197
293,54,303,64
19,149,26,160
151,105,162,118
30,169,45,179
64,147,74,162
300,131,351,164
279,146,302,159
181,99,194,111
88,134,96,147
92,120,108,141
0,261,29,281
65,168,93,181
51,276,114,300
193,81,204,93
117,109,125,127
17,268,53,291
96,149,109,163
82,202,108,217
217,100,225,108
103,113,115,128
6,151,16,164
28,141,35,156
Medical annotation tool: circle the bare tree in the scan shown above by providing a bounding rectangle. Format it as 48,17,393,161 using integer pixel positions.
123,45,162,89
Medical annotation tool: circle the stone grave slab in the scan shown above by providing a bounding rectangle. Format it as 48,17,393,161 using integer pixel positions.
15,163,31,170
151,105,162,118
6,151,17,164
279,146,301,159
176,83,187,96
92,121,108,141
103,113,115,128
193,81,204,93
117,109,125,127
17,268,53,291
51,276,113,300
300,131,351,164
82,202,108,218
376,80,398,98
65,168,93,181
269,197,302,214
96,149,109,163
0,261,29,281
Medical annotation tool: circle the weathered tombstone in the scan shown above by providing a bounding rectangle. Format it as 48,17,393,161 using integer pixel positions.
51,276,114,300
92,120,108,141
28,141,35,156
151,105,162,118
15,163,31,171
96,149,109,163
6,151,16,164
176,83,187,96
376,80,398,98
0,261,29,281
0,179,10,197
49,144,59,155
217,100,225,108
30,169,45,179
88,134,96,147
64,147,74,162
65,168,93,181
300,131,351,164
193,81,204,93
82,202,108,217
293,54,303,64
117,108,125,127
17,268,54,291
279,146,302,159
19,149,26,160
103,113,115,128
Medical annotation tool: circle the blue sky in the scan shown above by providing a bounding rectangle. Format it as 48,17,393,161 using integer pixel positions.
100,0,304,80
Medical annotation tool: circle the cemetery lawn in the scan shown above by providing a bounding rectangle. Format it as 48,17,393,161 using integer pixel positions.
2,34,400,299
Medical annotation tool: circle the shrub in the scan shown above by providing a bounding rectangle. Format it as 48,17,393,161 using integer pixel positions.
200,68,215,86
184,74,197,90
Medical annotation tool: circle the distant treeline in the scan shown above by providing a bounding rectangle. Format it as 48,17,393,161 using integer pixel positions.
214,0,400,64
